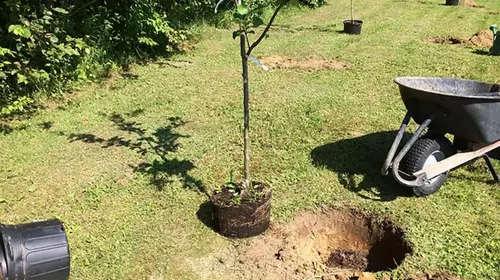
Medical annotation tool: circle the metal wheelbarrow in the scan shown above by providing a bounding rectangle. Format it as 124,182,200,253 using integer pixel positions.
382,77,500,196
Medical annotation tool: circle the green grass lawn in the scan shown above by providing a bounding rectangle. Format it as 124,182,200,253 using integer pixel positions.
1,0,500,279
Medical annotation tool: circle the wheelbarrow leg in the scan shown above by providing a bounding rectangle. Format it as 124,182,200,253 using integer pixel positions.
482,154,499,183
391,112,435,187
382,108,413,175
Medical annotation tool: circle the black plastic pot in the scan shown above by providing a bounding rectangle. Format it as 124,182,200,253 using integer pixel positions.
445,0,459,5
0,219,70,280
343,20,363,35
211,182,272,238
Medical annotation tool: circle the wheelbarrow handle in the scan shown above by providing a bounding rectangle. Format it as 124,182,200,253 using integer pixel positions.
414,139,500,180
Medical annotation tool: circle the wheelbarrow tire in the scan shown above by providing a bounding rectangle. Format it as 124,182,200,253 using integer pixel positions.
400,135,455,197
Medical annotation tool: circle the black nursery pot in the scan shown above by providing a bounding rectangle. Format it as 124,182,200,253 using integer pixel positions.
445,0,459,5
210,182,272,238
0,219,70,280
343,20,363,35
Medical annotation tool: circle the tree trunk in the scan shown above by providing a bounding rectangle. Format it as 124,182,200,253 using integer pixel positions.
351,0,354,23
240,34,251,189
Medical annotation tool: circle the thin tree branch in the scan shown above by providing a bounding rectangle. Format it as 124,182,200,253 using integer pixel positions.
246,1,289,56
215,0,225,13
69,0,98,16
351,0,354,22
245,31,251,50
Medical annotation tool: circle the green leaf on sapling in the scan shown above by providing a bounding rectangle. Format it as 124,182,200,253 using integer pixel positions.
236,4,249,15
233,30,244,39
252,17,264,28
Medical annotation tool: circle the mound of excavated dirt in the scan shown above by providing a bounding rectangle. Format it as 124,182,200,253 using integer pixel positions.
460,0,484,8
469,29,493,48
259,55,350,71
201,208,412,280
425,30,493,48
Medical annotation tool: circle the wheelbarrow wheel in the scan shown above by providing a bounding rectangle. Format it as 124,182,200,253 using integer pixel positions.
400,135,456,197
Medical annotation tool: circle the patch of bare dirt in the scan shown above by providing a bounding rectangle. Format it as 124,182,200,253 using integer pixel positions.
259,55,350,71
425,29,493,48
407,271,461,280
425,37,465,45
164,60,194,68
195,208,412,280
459,0,484,8
177,41,195,52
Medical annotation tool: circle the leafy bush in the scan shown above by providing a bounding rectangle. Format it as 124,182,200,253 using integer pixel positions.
0,0,189,114
0,0,325,115
0,1,89,114
299,0,325,8
68,0,189,63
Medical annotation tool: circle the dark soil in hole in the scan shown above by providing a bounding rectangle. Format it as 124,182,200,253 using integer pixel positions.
325,214,411,272
195,207,412,280
326,249,368,271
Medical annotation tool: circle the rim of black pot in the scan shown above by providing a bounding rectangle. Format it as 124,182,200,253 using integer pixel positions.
0,220,71,280
343,19,363,25
210,187,272,209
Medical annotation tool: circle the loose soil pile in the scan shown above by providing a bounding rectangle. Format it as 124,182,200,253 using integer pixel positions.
259,55,351,71
195,208,412,280
469,30,493,48
425,29,493,48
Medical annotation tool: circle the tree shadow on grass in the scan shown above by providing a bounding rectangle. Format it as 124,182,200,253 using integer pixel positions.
39,121,53,130
0,122,30,135
68,112,205,193
310,131,413,202
0,121,51,136
0,123,13,135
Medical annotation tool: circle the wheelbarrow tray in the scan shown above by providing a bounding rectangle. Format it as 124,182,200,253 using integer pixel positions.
394,77,500,144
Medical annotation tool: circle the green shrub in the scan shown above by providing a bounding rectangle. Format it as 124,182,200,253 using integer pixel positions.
68,0,189,63
0,0,187,114
0,1,88,114
0,0,325,115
